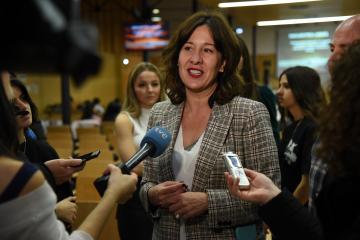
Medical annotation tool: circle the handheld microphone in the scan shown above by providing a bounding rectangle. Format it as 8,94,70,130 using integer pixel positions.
93,126,171,196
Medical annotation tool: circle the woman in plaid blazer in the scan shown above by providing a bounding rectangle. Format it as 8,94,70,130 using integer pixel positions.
139,11,280,240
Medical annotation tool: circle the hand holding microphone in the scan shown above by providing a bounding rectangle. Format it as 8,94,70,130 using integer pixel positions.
93,126,171,196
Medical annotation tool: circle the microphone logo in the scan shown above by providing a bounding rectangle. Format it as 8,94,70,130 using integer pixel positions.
153,126,170,140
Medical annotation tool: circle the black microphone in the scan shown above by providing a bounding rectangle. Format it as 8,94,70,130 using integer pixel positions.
93,126,171,196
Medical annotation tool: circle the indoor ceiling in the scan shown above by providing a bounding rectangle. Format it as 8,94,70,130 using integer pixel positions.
155,0,360,28
199,0,360,26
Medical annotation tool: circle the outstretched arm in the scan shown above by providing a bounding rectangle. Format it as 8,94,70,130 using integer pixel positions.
225,169,323,240
77,164,137,239
225,169,281,205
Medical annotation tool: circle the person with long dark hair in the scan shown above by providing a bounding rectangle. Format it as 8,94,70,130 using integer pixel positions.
11,79,78,229
277,66,326,205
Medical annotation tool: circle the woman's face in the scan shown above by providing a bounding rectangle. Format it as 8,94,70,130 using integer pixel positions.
12,85,32,129
134,70,161,109
178,25,225,94
277,74,298,110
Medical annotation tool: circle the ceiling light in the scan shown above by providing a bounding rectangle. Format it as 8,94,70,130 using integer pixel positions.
235,27,244,34
151,16,162,22
219,0,322,8
257,15,353,26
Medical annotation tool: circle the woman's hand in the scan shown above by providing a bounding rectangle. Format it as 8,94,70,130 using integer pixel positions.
225,168,281,205
148,181,187,208
168,192,208,220
104,164,138,204
55,196,78,225
45,158,84,185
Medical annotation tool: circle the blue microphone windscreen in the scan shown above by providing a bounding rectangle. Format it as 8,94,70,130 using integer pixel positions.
140,127,171,157
26,128,37,140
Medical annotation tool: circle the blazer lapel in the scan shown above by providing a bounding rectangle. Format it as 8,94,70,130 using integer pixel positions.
157,102,183,181
192,102,233,192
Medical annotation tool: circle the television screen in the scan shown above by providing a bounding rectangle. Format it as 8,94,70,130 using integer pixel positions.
125,22,170,51
277,23,337,84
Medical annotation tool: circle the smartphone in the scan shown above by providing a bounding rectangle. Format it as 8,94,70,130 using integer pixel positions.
76,150,101,164
223,151,250,189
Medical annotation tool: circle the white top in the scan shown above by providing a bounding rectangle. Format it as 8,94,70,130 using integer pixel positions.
0,182,92,240
172,126,204,240
124,108,151,147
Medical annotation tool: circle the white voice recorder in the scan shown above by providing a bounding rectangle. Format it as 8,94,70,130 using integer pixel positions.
223,152,250,189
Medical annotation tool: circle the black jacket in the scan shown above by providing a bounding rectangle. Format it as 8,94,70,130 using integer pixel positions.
259,175,360,240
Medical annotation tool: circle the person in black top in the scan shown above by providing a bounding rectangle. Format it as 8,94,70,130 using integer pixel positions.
276,66,325,205
11,79,81,228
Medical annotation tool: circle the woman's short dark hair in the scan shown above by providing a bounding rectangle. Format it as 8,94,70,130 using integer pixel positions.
10,79,39,122
317,40,360,176
162,11,243,106
279,66,325,124
0,74,19,157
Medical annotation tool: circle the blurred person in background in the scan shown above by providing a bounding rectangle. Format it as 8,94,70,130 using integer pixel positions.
71,97,104,141
114,62,166,240
92,97,105,120
102,98,121,122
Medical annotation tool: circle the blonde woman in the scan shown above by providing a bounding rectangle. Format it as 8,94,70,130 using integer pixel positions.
114,62,166,240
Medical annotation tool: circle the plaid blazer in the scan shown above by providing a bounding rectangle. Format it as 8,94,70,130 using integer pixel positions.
140,96,280,240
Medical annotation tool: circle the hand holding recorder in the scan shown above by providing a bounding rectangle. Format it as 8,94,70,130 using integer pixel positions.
225,168,281,205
